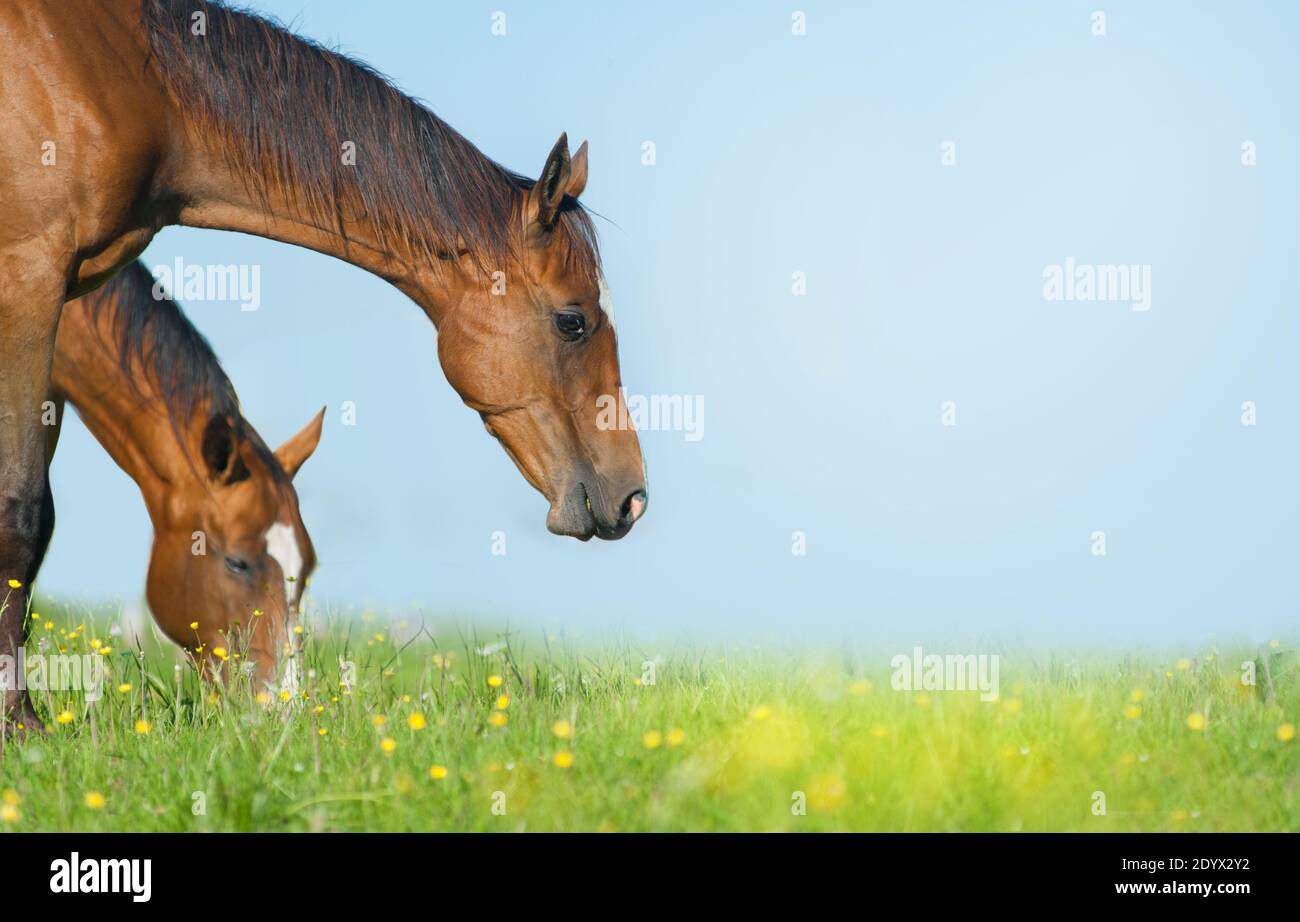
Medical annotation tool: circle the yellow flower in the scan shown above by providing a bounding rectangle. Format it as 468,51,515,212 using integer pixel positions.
642,729,663,749
807,772,849,815
869,723,889,739
190,621,199,630
1130,688,1143,703
134,720,152,735
84,791,106,810
1185,712,1206,731
488,712,507,728
6,579,21,589
1124,705,1142,720
553,751,574,768
552,719,573,739
293,625,304,635
0,803,18,823
666,728,686,747
429,765,449,780
371,714,387,727
1002,697,1024,715
278,690,291,702
495,695,510,710
2,789,19,807
379,737,397,754
117,683,132,694
749,705,772,721
1175,659,1191,672
487,674,503,688
255,692,270,706
1277,723,1296,743
318,727,328,737
212,646,228,661
98,646,112,656
312,705,324,715
55,710,74,725
253,608,263,617
408,713,427,730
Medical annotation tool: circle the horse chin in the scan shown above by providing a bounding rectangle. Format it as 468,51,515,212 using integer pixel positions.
546,493,597,541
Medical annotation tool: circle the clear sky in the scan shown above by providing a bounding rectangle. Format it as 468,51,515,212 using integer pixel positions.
40,1,1300,647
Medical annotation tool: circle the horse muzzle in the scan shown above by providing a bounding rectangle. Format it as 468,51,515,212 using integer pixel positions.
547,480,647,541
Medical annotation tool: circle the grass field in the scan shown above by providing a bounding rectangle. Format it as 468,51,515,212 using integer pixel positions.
1,601,1297,832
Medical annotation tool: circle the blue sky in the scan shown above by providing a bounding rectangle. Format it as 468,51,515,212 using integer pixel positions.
41,1,1300,646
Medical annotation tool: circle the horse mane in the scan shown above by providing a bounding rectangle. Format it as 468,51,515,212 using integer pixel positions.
139,0,600,280
81,260,277,481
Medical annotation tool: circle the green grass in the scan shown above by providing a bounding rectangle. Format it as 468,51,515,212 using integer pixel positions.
1,603,1297,832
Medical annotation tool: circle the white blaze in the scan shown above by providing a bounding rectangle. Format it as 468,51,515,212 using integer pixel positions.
263,521,303,611
279,657,302,700
598,272,616,330
263,521,304,699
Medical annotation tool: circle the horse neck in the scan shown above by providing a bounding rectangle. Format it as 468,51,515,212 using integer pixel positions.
167,126,454,324
51,295,205,526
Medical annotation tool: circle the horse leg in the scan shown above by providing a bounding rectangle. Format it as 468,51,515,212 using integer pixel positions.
23,468,56,589
0,276,63,728
28,398,64,583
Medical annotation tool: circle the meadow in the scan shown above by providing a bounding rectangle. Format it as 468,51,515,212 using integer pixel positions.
0,600,1296,832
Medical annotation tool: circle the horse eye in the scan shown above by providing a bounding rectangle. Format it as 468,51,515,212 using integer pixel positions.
225,556,251,576
553,311,586,341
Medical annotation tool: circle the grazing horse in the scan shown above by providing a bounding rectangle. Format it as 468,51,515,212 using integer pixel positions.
46,260,322,687
0,0,646,722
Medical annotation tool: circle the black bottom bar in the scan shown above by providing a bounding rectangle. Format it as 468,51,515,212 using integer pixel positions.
0,832,1286,907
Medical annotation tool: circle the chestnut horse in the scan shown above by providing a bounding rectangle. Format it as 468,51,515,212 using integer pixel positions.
0,0,646,722
46,259,322,687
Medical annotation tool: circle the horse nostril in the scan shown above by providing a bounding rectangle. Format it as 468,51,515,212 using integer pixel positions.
619,490,648,526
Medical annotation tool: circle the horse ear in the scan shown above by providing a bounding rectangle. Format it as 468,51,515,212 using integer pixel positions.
202,414,252,484
565,140,589,200
527,132,572,230
274,407,325,480
201,414,236,479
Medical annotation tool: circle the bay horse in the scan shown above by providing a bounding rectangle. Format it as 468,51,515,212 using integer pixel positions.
0,0,647,723
46,259,322,689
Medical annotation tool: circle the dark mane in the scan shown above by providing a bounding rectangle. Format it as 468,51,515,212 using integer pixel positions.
139,0,600,280
81,260,278,479
85,260,238,427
